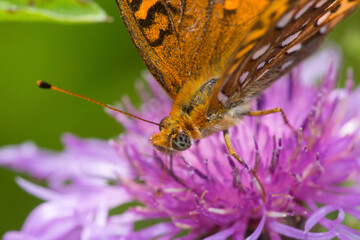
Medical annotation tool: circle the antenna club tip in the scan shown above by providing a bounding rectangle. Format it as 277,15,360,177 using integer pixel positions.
37,80,52,89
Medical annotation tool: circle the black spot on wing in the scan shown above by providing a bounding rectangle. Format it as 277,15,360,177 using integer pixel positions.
131,1,176,47
288,0,298,4
331,3,341,13
137,2,167,27
147,25,172,47
269,11,277,20
129,0,142,12
253,20,264,30
223,8,237,17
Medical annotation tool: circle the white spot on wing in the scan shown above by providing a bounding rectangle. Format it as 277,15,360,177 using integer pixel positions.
295,0,314,20
252,44,270,60
317,11,331,26
239,71,249,83
281,60,294,70
319,25,328,34
315,0,328,8
276,10,295,29
287,43,302,54
257,61,265,70
281,31,301,47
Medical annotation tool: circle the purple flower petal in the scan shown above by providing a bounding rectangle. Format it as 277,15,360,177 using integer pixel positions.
268,220,336,240
304,206,344,233
1,48,360,239
247,207,266,240
16,177,62,201
203,222,240,240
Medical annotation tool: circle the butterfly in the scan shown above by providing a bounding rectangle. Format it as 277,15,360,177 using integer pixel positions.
115,0,359,157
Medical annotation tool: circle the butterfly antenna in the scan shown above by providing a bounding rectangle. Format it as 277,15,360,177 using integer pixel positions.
37,80,160,126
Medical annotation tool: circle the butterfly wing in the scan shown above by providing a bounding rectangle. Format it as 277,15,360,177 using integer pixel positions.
116,0,284,99
209,0,359,113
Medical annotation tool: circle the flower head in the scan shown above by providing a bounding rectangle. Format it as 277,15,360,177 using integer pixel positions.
1,49,360,239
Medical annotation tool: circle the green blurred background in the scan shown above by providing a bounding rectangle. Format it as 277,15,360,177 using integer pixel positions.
0,1,359,237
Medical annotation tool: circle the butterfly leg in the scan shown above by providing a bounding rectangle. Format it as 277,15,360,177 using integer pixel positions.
245,107,296,132
223,129,265,202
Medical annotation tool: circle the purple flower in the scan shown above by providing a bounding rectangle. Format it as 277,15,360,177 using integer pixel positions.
1,49,360,239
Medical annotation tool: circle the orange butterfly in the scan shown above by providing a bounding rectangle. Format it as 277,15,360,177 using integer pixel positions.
115,0,359,159
39,0,359,165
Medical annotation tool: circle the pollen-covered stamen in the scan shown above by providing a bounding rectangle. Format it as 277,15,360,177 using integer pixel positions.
181,156,195,183
278,137,283,150
289,171,303,188
312,152,325,178
266,211,288,218
308,111,319,150
181,155,207,182
204,158,210,181
200,190,208,205
192,191,208,214
270,135,280,173
208,207,237,215
277,137,283,164
226,155,236,169
253,137,261,172
290,128,303,163
223,131,266,202
232,167,245,192
198,190,238,215
270,193,295,210
298,127,303,144
194,168,208,180
302,152,324,180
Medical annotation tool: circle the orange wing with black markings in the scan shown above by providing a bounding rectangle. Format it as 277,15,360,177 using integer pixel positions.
116,0,274,99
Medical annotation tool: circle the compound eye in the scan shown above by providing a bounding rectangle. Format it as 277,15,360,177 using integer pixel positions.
172,132,192,151
159,116,170,131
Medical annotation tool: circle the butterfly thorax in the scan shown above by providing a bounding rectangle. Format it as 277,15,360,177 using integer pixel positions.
150,77,252,152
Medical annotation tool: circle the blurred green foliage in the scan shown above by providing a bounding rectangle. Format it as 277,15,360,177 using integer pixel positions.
0,1,359,237
0,0,108,22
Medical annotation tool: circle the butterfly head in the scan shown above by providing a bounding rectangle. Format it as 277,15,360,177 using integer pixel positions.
150,116,193,152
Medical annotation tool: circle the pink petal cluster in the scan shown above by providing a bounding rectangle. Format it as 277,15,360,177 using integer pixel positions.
1,49,360,239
